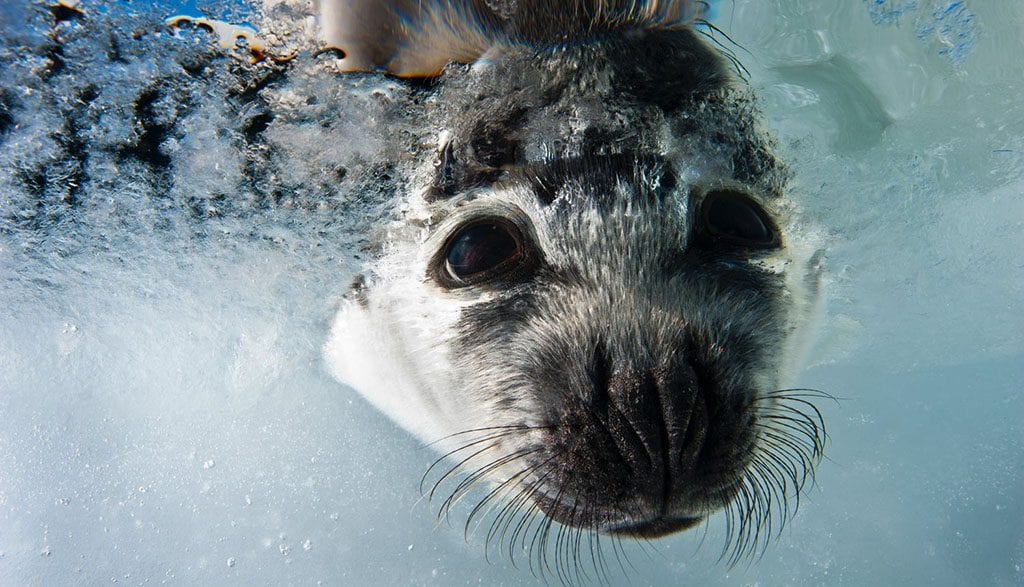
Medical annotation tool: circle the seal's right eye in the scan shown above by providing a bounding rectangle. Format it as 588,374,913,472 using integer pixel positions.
439,219,528,287
700,190,780,249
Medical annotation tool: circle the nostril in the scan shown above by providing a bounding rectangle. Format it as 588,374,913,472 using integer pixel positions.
655,363,706,469
677,388,707,470
603,367,668,479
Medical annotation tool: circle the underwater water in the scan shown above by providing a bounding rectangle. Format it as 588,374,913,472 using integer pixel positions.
1,0,1022,585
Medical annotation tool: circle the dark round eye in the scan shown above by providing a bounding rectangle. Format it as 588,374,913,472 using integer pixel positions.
441,219,527,286
701,190,780,248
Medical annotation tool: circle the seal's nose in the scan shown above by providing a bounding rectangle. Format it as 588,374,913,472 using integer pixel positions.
590,349,708,506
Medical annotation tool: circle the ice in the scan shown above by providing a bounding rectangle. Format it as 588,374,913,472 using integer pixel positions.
1,0,1022,585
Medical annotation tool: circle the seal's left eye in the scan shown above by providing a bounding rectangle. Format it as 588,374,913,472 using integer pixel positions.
441,219,526,287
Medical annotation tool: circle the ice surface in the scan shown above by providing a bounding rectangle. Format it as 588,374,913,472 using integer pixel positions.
1,0,1022,585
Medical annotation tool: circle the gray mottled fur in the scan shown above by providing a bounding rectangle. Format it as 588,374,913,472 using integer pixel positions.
324,0,826,556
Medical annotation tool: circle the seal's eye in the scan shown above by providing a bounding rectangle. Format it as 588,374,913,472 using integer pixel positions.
440,219,527,287
701,190,780,248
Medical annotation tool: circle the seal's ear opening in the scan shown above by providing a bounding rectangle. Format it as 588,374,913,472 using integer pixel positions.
317,0,707,77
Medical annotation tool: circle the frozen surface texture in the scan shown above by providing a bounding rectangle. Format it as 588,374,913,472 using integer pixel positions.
1,0,1022,585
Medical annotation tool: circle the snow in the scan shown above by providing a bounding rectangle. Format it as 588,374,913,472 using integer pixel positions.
1,0,1021,584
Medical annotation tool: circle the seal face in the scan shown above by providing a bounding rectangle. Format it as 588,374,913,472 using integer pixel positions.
323,0,825,557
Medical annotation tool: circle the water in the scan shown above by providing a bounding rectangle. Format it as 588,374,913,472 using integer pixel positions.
1,1,1021,585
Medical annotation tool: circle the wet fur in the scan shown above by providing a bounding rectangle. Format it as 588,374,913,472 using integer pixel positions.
319,0,706,76
322,0,827,577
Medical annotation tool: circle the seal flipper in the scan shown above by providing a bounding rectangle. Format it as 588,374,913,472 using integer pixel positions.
318,0,500,77
318,0,705,77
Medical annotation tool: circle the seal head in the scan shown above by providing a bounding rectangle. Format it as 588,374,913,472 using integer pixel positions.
322,0,825,548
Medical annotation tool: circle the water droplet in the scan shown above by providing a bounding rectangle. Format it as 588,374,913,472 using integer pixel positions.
40,545,52,557
278,544,290,556
407,544,414,551
202,459,216,469
329,512,340,522
226,557,236,568
302,539,312,551
244,494,252,506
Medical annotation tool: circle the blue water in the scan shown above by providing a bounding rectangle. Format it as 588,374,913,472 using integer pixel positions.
1,1,1021,585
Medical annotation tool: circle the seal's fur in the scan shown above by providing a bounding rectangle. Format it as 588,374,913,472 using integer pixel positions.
322,0,826,562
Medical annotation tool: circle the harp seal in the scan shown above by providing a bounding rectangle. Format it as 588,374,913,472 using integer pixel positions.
322,0,826,547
